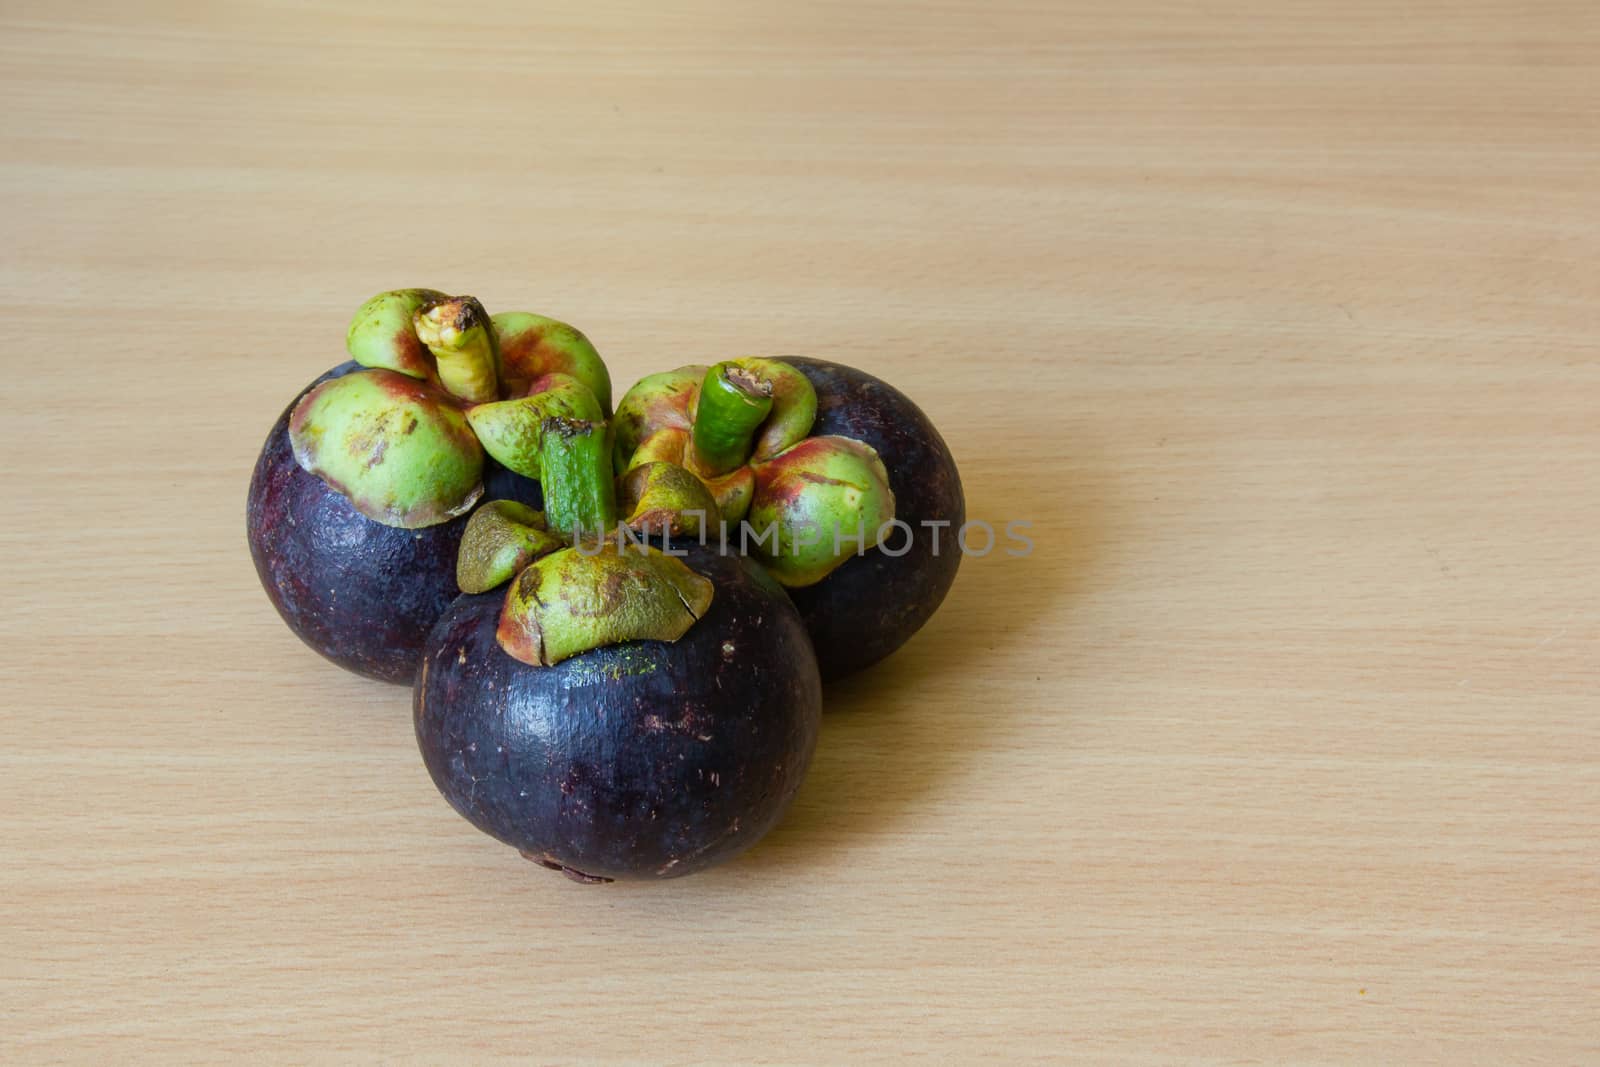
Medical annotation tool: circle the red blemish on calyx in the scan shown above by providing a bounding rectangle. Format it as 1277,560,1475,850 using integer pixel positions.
772,437,830,463
372,369,433,401
392,328,434,375
498,332,548,364
752,461,810,507
521,371,563,396
500,334,569,391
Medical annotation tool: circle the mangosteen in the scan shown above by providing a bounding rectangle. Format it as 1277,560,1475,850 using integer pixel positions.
249,362,535,683
246,289,612,684
414,419,822,881
777,357,964,679
610,356,962,680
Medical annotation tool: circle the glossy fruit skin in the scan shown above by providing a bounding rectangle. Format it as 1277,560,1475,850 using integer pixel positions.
414,544,821,882
247,362,540,685
777,358,965,681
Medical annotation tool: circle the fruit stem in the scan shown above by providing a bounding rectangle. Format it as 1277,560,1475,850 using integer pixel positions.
414,296,500,404
539,417,618,540
690,363,773,476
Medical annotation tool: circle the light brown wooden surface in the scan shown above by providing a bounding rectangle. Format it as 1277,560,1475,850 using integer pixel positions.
3,1,1596,1061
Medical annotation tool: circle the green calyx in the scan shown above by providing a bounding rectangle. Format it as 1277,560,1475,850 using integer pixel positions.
289,369,484,528
611,365,705,473
289,289,615,529
492,312,613,414
455,500,564,594
345,288,448,381
625,426,690,471
496,542,715,667
747,435,895,587
618,462,720,537
538,417,618,541
685,359,820,476
465,373,605,480
472,412,721,667
610,358,822,527
730,357,818,461
609,356,896,586
618,429,753,524
703,466,756,524
413,296,499,404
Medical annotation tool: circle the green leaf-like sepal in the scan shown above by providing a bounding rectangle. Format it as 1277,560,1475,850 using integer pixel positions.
288,369,484,528
611,365,705,472
729,357,817,461
703,466,755,524
496,543,715,667
624,427,691,472
345,289,448,380
747,435,895,587
621,431,753,524
618,462,721,537
465,373,605,479
492,312,614,414
456,500,565,594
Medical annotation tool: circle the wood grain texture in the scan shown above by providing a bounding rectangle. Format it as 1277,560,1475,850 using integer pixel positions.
2,1,1596,1061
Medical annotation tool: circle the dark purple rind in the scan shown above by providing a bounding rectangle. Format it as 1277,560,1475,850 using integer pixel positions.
413,544,821,881
247,362,541,685
779,358,965,681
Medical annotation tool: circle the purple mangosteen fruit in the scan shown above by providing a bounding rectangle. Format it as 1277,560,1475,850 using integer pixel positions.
414,420,822,881
777,357,964,679
611,356,963,680
248,361,540,683
247,289,612,684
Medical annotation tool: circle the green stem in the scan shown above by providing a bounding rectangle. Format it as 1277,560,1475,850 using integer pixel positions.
414,296,500,404
539,417,618,540
691,362,774,476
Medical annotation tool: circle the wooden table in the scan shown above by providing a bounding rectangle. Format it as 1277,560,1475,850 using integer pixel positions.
5,2,1595,1061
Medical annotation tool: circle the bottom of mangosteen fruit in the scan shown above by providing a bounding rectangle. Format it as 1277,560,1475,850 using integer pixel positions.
414,543,822,881
781,357,965,681
519,849,614,884
247,361,541,685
